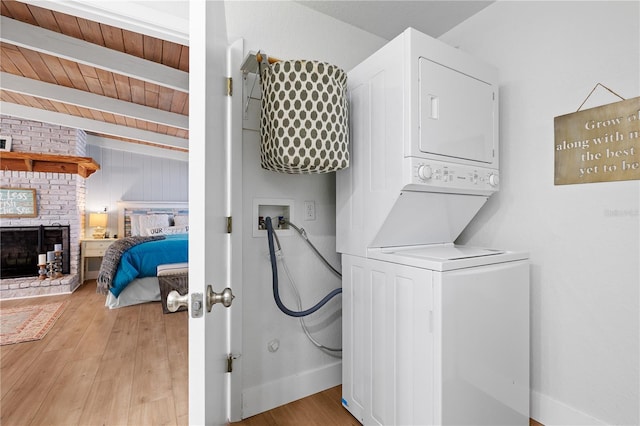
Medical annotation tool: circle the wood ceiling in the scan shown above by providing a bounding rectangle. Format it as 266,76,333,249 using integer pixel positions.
0,0,189,152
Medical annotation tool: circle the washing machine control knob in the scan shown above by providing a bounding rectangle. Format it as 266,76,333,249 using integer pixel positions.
418,165,433,180
489,173,500,187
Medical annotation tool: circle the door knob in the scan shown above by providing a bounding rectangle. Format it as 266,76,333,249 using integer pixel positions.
166,286,234,314
167,290,189,313
206,285,234,311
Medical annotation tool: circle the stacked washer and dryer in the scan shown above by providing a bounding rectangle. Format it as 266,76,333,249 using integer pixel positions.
337,28,530,425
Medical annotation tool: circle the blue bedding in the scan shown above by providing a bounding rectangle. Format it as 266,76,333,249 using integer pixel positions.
110,234,188,297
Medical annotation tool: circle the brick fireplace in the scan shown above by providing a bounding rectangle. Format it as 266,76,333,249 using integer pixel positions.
0,114,87,299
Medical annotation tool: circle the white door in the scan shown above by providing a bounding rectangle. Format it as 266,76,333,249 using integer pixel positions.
189,1,234,424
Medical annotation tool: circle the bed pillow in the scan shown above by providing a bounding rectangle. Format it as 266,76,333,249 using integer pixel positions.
147,225,189,236
173,215,189,227
138,214,171,236
129,214,144,236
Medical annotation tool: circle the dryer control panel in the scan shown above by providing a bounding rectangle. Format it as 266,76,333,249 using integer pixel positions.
404,157,499,194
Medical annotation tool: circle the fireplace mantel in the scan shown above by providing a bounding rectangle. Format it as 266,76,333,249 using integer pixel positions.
0,152,100,178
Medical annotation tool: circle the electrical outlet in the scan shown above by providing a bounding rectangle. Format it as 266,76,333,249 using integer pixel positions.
304,200,316,221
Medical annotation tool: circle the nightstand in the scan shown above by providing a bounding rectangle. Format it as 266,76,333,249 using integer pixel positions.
80,239,116,284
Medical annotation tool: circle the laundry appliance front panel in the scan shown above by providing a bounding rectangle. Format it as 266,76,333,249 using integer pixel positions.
337,27,529,426
337,28,500,258
341,253,530,426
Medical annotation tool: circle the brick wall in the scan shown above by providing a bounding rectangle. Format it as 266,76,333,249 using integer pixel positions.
0,115,87,298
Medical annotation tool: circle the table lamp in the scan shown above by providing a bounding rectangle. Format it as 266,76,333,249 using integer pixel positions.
89,212,108,239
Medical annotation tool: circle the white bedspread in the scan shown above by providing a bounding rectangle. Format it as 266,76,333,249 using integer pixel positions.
105,276,161,309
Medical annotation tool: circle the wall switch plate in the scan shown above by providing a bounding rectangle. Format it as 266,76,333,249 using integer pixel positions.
304,200,316,221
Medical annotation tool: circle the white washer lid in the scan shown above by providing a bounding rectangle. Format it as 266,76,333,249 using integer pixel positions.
386,245,505,261
370,191,489,248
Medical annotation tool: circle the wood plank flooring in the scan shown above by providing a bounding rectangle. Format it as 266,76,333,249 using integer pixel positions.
0,281,188,426
231,385,360,426
234,387,544,426
1,281,545,426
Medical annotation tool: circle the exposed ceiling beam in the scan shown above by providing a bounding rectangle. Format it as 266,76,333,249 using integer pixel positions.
0,16,189,93
1,72,188,130
21,0,189,46
1,101,189,150
87,134,188,162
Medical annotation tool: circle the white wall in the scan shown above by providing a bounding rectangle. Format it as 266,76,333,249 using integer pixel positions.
225,0,386,417
85,142,188,237
83,142,188,277
440,2,639,425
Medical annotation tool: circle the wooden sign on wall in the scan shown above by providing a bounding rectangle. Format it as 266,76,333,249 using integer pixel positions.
0,188,38,217
554,96,640,185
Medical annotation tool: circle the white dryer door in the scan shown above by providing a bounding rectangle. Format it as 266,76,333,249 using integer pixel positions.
419,57,496,165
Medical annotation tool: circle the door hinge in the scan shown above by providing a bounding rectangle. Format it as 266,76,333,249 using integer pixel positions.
226,216,232,233
226,77,233,96
227,353,241,373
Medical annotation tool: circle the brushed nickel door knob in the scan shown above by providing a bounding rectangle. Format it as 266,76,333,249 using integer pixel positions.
206,286,234,311
167,290,189,313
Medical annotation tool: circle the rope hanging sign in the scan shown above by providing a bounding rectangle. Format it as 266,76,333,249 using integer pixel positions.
554,84,639,185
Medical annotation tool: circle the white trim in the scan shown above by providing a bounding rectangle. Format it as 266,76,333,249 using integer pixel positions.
228,37,245,423
87,134,188,162
22,0,189,46
241,361,342,419
531,390,607,426
2,73,188,130
1,102,188,150
0,16,188,92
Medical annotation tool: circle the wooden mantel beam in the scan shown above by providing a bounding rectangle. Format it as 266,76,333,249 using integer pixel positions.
0,152,100,178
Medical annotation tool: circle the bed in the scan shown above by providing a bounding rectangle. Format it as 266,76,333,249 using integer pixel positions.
99,201,189,309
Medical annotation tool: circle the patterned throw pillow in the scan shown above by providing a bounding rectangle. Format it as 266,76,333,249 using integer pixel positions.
260,60,349,174
138,214,170,236
147,225,189,236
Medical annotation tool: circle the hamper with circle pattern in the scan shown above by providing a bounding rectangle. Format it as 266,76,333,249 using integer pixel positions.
260,59,349,174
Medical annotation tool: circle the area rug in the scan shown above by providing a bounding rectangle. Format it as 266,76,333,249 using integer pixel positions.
0,301,68,346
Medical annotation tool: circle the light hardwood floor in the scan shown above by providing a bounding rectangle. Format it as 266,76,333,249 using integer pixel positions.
0,281,188,425
231,385,360,426
235,388,544,426
1,282,544,426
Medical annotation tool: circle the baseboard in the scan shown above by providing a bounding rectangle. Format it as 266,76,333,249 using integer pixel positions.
241,361,342,419
531,390,606,425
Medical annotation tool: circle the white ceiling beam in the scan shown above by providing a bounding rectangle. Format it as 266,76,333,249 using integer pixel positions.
1,101,189,150
87,134,188,162
0,16,188,93
21,0,189,46
1,73,188,130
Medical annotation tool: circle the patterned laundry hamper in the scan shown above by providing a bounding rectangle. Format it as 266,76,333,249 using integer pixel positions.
259,59,349,174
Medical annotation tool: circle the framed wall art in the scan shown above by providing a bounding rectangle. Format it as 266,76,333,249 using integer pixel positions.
0,187,38,218
0,135,12,152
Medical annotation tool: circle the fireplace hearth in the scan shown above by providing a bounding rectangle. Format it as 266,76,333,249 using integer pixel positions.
0,225,71,279
1,115,85,299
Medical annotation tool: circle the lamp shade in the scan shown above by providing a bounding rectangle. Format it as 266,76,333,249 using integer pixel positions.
89,212,108,227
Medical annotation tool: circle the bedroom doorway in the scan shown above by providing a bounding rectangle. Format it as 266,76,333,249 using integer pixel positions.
188,1,243,424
